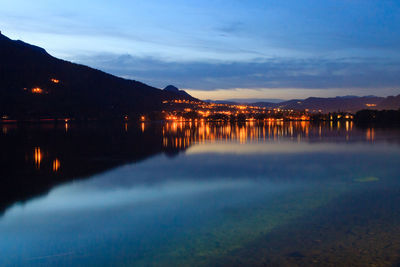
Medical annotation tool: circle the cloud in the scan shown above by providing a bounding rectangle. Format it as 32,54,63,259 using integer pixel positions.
216,22,245,36
71,53,400,95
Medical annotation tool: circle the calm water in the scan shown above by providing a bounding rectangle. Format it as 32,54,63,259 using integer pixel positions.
0,121,400,266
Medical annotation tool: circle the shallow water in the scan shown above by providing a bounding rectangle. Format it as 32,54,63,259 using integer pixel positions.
0,121,399,266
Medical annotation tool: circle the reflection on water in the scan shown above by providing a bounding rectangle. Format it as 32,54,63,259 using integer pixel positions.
161,120,370,149
0,122,400,266
52,158,60,172
34,147,42,169
366,127,375,141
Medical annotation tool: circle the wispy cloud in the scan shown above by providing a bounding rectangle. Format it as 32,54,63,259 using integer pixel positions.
71,53,400,96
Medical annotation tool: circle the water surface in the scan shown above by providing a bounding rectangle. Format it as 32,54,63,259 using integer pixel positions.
0,121,399,266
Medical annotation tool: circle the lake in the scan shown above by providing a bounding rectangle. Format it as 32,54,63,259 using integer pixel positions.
0,121,400,266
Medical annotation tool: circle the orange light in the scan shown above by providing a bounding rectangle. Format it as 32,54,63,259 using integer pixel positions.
366,128,375,141
51,78,60,84
165,116,178,121
53,158,61,172
34,147,42,168
31,87,43,94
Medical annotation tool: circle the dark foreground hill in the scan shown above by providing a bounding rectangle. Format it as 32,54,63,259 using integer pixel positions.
0,32,196,120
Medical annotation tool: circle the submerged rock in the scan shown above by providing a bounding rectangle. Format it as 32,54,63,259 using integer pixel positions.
354,177,380,183
287,251,305,258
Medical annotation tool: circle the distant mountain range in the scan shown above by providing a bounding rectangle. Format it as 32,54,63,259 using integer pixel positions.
0,32,196,120
250,95,400,113
206,95,400,113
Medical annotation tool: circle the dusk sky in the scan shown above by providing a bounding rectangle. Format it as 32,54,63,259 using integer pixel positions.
1,0,400,100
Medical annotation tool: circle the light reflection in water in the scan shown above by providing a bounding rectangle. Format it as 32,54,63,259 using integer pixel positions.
3,122,383,185
366,128,375,141
34,147,42,169
52,158,61,172
161,121,376,150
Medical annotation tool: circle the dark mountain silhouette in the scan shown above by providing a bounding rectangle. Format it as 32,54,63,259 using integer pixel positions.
377,95,400,110
163,85,192,98
252,95,400,113
0,32,197,120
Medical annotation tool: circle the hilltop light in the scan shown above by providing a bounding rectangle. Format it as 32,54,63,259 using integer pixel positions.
31,87,43,94
51,78,60,84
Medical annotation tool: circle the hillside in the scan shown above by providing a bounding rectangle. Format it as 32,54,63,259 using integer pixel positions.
252,95,400,113
163,85,192,98
0,32,196,120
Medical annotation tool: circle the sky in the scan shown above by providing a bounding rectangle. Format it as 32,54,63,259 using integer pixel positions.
1,0,400,100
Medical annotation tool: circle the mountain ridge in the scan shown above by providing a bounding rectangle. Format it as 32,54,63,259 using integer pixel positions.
164,85,192,98
250,95,400,112
0,32,197,120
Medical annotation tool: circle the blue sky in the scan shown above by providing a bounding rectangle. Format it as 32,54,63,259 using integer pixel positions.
1,0,400,99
